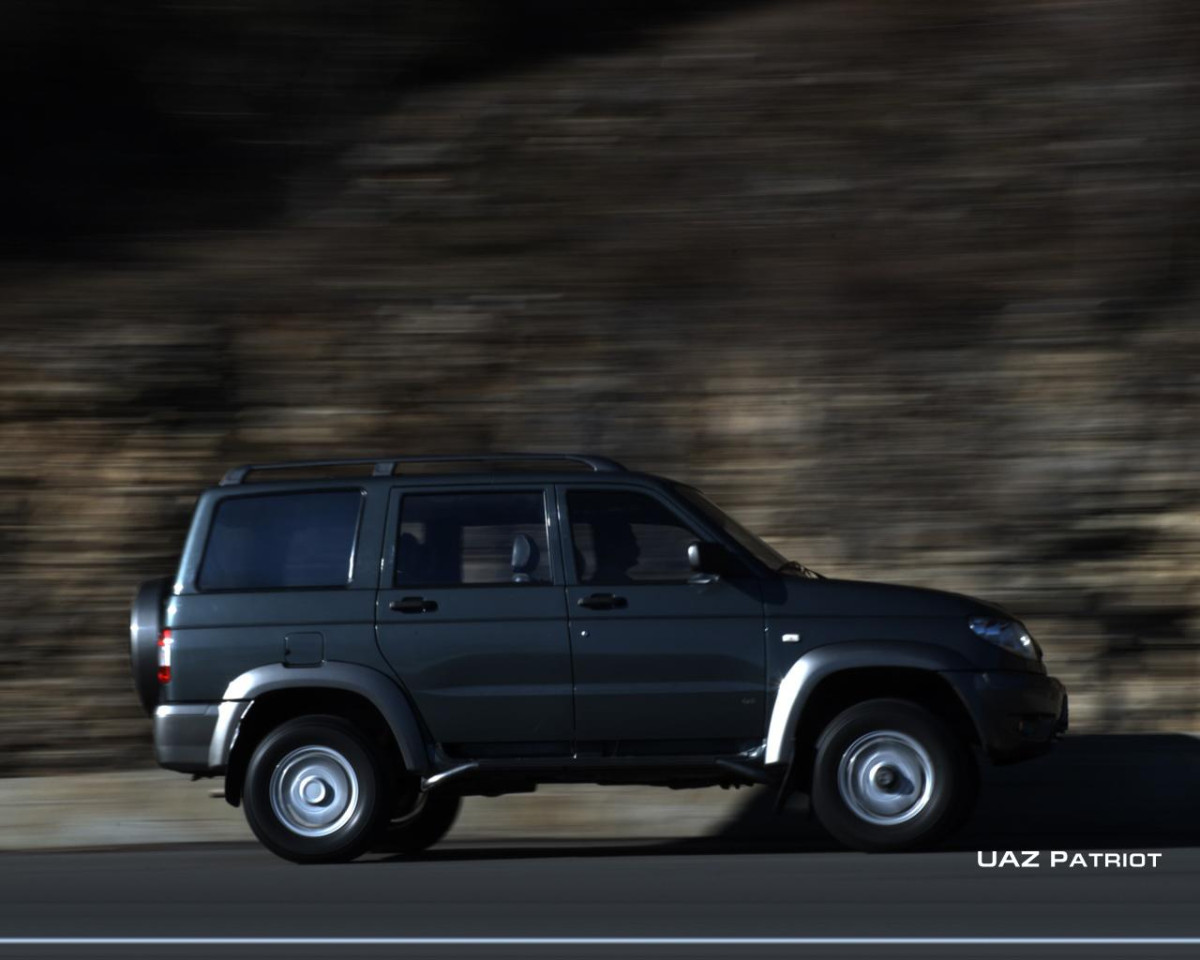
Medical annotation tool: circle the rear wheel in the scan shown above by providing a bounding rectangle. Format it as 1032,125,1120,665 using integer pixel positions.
377,791,462,856
811,698,976,852
242,715,393,864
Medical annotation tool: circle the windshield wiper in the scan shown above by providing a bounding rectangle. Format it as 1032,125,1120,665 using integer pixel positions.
779,560,824,580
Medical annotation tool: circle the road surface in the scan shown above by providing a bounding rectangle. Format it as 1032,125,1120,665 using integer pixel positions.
2,733,1199,959
3,838,1199,958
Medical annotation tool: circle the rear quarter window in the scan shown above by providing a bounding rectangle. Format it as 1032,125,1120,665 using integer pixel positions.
198,490,364,591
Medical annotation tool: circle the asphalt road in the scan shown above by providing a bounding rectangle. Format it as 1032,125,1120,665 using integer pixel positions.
2,734,1199,960
1,839,1199,959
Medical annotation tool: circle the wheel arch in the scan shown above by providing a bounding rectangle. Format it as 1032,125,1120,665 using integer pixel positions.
765,642,982,768
216,663,430,807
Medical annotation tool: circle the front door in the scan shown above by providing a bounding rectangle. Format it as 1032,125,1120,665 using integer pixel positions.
376,486,573,756
561,486,766,753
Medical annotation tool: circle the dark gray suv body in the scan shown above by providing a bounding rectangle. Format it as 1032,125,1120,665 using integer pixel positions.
132,454,1067,862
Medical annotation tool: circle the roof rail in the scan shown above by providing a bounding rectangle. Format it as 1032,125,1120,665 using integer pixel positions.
219,453,625,486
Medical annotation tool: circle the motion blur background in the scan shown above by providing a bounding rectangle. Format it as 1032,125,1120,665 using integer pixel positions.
0,0,1197,777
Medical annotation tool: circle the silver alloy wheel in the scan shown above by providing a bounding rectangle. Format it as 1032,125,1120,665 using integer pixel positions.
836,730,935,827
269,745,361,838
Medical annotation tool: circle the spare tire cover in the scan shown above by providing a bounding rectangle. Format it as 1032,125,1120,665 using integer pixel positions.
129,576,170,715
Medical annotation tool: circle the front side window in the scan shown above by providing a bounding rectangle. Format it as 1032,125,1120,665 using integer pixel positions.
396,491,550,586
673,485,785,571
198,490,363,591
567,489,700,584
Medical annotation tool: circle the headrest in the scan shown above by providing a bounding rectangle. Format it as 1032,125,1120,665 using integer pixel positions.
511,533,539,577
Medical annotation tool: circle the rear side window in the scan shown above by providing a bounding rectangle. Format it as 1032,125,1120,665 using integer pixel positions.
198,490,363,591
396,491,550,586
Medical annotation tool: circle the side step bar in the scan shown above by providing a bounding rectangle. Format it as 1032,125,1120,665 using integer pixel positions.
419,756,775,791
421,762,479,793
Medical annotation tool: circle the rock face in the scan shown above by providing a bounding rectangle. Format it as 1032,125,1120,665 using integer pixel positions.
1,1,1198,775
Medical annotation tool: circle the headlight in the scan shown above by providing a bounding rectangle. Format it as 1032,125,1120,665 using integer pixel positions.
969,617,1038,660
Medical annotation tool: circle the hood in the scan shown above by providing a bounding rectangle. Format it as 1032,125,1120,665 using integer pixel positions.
771,576,1008,619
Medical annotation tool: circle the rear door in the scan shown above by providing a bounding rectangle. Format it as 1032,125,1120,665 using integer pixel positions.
375,485,573,755
560,485,766,753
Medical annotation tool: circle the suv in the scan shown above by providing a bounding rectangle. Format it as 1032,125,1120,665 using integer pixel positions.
131,453,1067,862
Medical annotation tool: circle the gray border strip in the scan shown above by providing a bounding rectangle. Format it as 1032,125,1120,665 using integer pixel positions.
2,938,1200,946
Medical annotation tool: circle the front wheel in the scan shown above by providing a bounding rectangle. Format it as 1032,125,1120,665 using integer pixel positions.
811,698,976,852
242,715,393,864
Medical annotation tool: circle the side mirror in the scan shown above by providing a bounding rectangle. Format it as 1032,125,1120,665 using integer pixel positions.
687,541,734,577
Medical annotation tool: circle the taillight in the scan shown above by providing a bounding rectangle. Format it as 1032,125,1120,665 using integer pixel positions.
157,629,173,684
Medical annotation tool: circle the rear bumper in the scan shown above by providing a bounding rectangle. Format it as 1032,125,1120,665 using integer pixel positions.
943,670,1068,764
154,704,221,774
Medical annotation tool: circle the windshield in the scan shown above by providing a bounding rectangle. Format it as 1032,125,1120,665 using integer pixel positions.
674,485,789,571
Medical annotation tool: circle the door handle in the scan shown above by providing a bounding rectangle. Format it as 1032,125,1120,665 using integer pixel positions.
390,597,438,614
577,593,628,611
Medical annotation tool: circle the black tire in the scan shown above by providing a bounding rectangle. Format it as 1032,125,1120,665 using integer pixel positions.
242,715,394,864
377,791,462,856
810,698,976,852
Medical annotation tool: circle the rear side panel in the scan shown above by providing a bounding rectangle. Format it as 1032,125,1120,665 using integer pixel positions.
162,482,390,705
165,592,378,701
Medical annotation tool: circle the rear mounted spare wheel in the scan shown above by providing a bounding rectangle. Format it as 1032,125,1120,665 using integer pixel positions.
130,576,171,715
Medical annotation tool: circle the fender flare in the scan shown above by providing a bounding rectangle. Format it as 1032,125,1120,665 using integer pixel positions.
764,641,977,766
211,662,430,774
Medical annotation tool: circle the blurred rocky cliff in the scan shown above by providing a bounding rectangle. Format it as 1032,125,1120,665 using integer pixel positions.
0,0,1197,774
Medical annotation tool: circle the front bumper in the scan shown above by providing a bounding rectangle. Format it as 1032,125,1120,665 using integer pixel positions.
943,670,1068,764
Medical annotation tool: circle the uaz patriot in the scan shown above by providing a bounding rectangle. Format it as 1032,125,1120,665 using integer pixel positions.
131,454,1067,862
